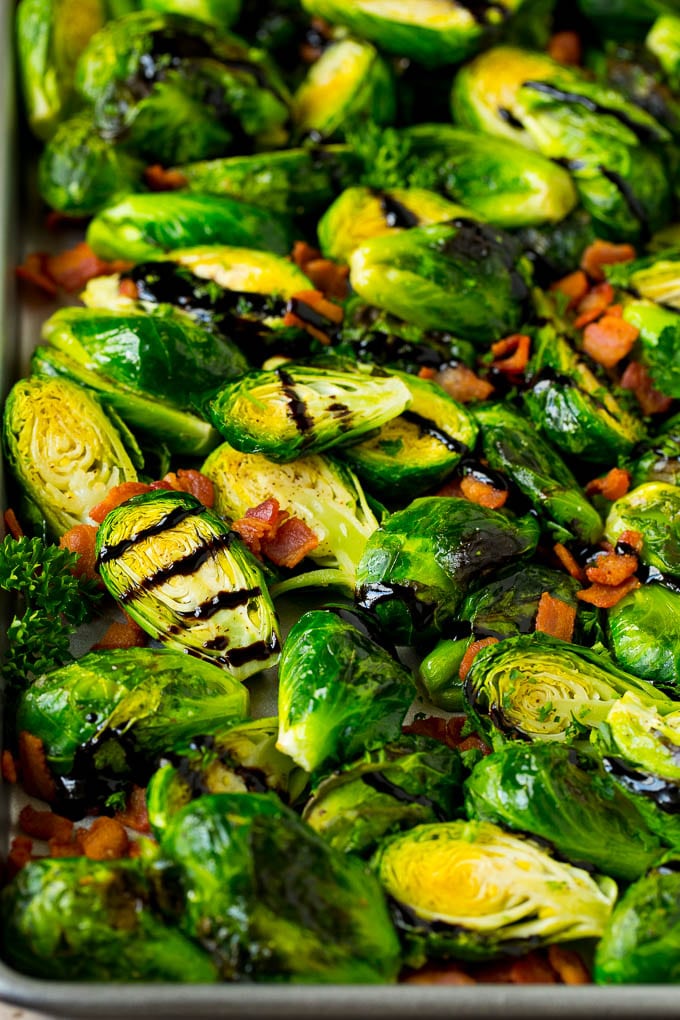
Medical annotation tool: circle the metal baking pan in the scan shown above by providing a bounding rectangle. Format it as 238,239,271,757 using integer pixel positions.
0,5,679,1017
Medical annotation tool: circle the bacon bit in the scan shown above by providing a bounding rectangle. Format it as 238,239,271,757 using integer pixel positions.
459,637,499,681
59,524,100,583
573,281,615,329
45,242,132,293
548,30,582,65
115,785,151,835
159,468,214,508
245,497,282,525
434,364,494,403
417,366,437,380
261,516,319,568
402,964,477,986
620,360,674,415
459,475,508,510
128,840,144,858
92,618,147,651
291,289,344,323
618,528,644,553
550,269,588,309
606,303,623,318
1,749,18,784
585,466,631,501
457,733,492,755
302,258,349,300
89,481,153,523
534,592,576,642
483,951,559,985
48,838,81,858
403,715,491,755
16,252,58,296
547,946,591,985
231,517,270,558
490,334,531,375
291,240,322,270
577,575,640,607
4,508,24,539
18,732,56,803
553,542,586,583
582,315,639,369
436,477,464,498
19,805,74,843
585,551,638,586
77,816,130,861
581,239,636,282
7,835,36,880
144,164,188,191
119,278,139,300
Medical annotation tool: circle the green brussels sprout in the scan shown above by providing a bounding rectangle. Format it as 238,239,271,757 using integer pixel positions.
138,0,241,27
452,46,672,240
631,412,680,487
277,609,416,773
465,742,668,881
302,735,462,857
473,402,603,544
87,193,294,262
579,0,678,42
524,326,646,464
318,186,470,264
293,36,395,141
648,14,680,80
0,857,218,981
620,298,680,398
588,40,680,140
340,372,478,503
349,220,531,344
202,442,378,587
607,583,680,689
465,633,673,745
95,489,280,681
405,124,578,228
516,208,598,283
16,0,107,139
605,482,680,579
356,497,540,645
15,647,249,814
373,820,617,965
205,359,412,464
160,792,401,981
595,863,680,984
38,112,145,216
599,692,680,782
3,375,138,537
607,251,680,309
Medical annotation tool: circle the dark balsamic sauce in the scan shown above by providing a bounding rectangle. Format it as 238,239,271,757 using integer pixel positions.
97,504,205,565
276,367,314,437
401,410,469,455
360,770,446,819
603,756,680,813
218,634,280,668
356,582,436,632
598,165,650,237
118,533,235,601
522,80,664,145
498,106,524,130
374,190,420,229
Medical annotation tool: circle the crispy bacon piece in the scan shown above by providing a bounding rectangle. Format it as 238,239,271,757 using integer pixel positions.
48,838,81,858
553,542,586,583
459,475,508,510
547,946,591,985
283,288,344,344
573,281,615,328
582,315,639,368
617,528,644,554
585,467,631,501
114,785,151,835
550,269,588,308
16,252,58,296
434,364,494,403
1,749,18,783
585,551,638,586
19,805,74,844
402,964,477,985
580,239,636,282
403,715,491,755
89,481,153,523
232,498,319,568
4,508,24,539
144,164,188,191
417,366,437,380
548,30,582,65
459,637,499,681
478,951,559,985
534,592,576,642
92,618,147,651
577,575,640,607
159,468,215,508
77,817,130,861
7,835,36,880
119,278,139,300
59,523,100,583
490,334,531,374
45,243,130,293
620,360,674,415
436,477,464,498
18,732,56,802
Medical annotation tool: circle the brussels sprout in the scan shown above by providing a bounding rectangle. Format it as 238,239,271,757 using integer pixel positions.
0,857,218,982
349,220,531,344
516,209,598,283
318,186,470,264
356,497,540,645
340,372,477,502
595,863,680,984
473,402,603,544
465,742,668,881
579,0,678,41
16,647,249,814
631,413,680,487
465,633,673,745
87,193,294,262
605,482,680,579
202,443,378,586
16,0,107,139
302,735,462,857
205,359,412,464
606,251,680,309
599,692,680,782
607,583,680,689
621,298,680,398
648,14,680,80
160,792,401,981
95,490,280,681
405,124,578,228
3,375,138,537
277,609,416,773
588,39,680,140
373,820,617,964
293,36,395,141
452,46,672,239
139,0,241,27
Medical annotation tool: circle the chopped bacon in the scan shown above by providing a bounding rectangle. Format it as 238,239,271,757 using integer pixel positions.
291,240,322,270
434,364,494,403
548,30,582,65
119,278,139,300
16,252,58,296
585,467,631,501
89,481,153,523
4,508,24,539
92,618,147,651
7,835,36,880
59,524,100,583
534,592,576,642
1,749,18,784
302,258,349,300
585,551,638,586
403,715,490,755
606,303,623,318
620,360,674,415
617,528,644,554
45,243,129,293
402,964,477,986
48,838,81,858
261,516,319,568
19,805,74,844
159,468,215,508
114,785,151,835
490,334,531,375
577,575,640,607
573,281,615,329
18,732,56,803
580,239,636,282
459,475,508,510
553,542,586,583
245,497,282,525
77,816,130,861
144,164,188,191
582,315,639,368
283,288,344,344
459,637,499,681
479,951,559,985
547,946,591,985
550,269,588,309
436,477,464,498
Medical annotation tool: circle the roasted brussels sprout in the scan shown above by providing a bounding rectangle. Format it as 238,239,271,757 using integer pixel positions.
160,792,401,981
0,857,218,981
621,298,680,398
516,209,598,282
605,482,680,579
349,220,531,343
277,609,416,773
302,735,462,857
599,692,680,782
138,0,241,27
373,820,617,964
3,375,138,537
631,412,680,487
16,647,250,813
205,359,412,463
607,251,680,309
87,193,294,262
465,742,668,881
648,14,680,81
356,497,540,645
579,0,678,42
607,583,680,689
95,490,280,681
595,863,680,984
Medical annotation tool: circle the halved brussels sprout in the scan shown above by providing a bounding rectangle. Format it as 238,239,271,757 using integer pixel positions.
621,298,680,398
648,14,680,80
516,209,597,283
607,583,680,689
605,482,680,579
349,220,531,343
0,857,218,982
138,0,241,27
607,251,680,309
277,609,416,773
205,359,412,463
3,375,138,537
601,692,680,782
373,820,617,964
95,489,280,681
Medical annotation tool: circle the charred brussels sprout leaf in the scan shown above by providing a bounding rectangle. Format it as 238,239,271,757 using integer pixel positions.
373,820,617,965
607,583,680,689
277,609,416,773
160,792,401,981
0,857,218,981
95,490,280,681
3,376,138,537
605,482,680,579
